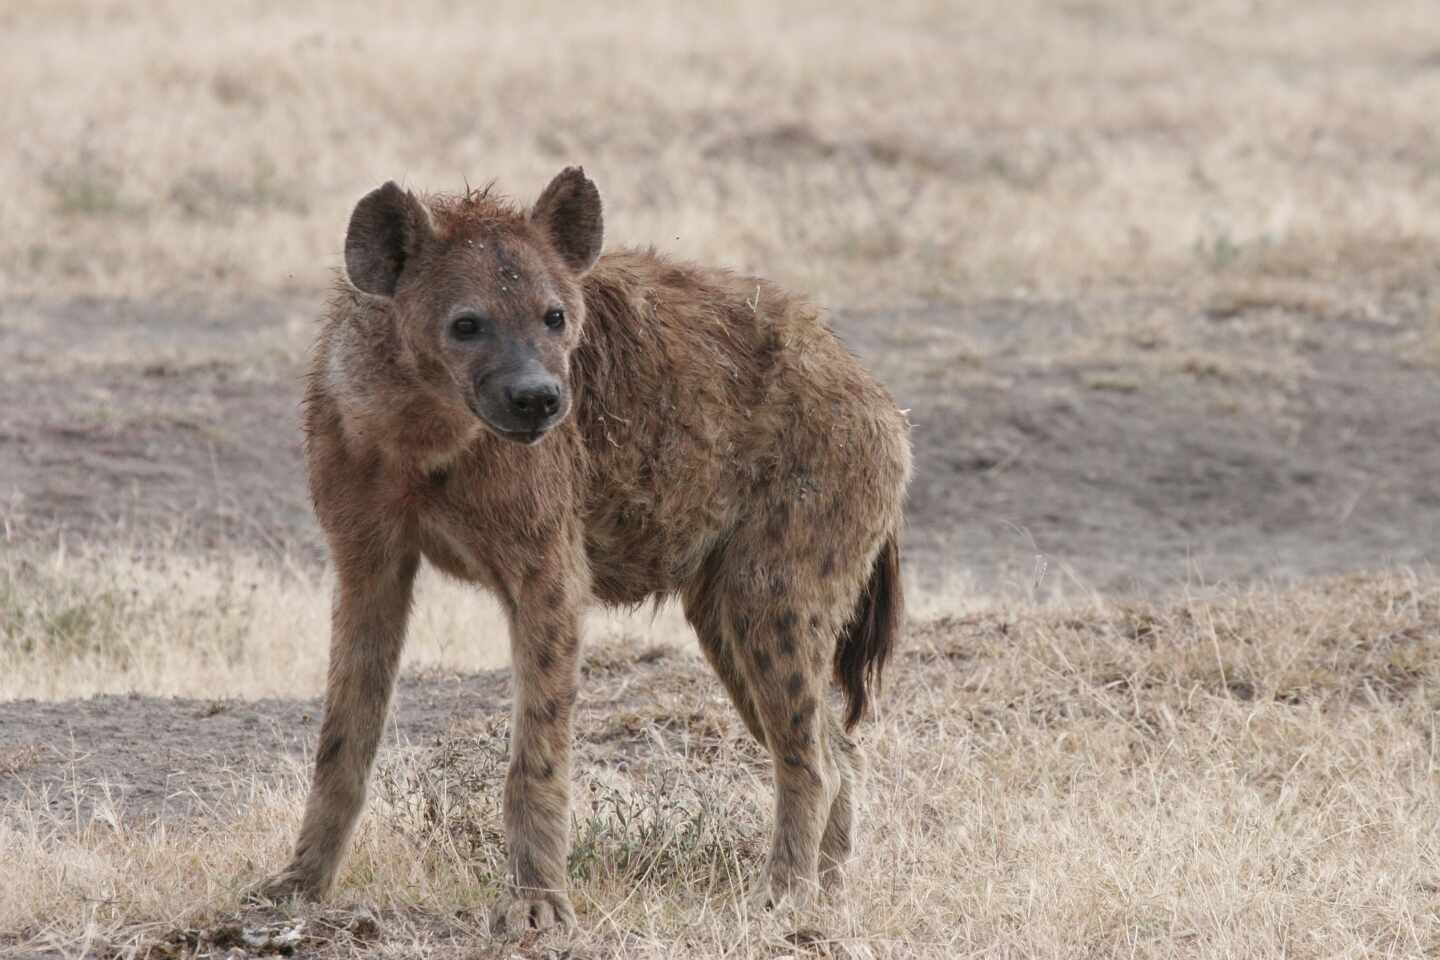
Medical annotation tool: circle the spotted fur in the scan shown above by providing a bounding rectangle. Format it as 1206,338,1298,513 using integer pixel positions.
253,168,911,929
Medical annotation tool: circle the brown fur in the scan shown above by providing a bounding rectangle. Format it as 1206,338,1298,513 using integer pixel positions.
254,168,912,930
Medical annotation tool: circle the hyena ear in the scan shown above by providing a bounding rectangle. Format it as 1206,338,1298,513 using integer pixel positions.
530,166,603,275
344,181,435,297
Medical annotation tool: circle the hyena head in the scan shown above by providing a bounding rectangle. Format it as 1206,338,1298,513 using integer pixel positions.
343,167,603,445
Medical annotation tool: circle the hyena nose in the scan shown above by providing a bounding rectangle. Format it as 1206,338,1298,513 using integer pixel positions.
507,378,562,421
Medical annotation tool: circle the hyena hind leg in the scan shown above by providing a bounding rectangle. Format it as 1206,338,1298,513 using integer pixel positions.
681,586,767,746
818,713,862,889
728,597,847,911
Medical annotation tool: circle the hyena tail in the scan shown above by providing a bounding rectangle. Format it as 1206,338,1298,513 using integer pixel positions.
834,533,903,731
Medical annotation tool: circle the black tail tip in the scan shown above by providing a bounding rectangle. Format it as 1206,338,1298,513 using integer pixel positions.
834,534,903,730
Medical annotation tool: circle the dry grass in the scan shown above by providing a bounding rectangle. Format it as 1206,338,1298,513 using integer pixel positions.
3,0,1439,306
4,546,1440,957
0,546,700,701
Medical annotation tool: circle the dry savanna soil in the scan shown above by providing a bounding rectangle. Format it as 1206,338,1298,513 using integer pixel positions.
3,280,1438,593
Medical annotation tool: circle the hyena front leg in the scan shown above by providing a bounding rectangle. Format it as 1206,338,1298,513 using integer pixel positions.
258,549,419,900
491,559,585,934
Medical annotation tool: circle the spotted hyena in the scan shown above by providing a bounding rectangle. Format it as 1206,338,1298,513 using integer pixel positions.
255,168,911,931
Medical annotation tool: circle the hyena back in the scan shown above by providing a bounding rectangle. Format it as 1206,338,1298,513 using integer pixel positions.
256,168,911,931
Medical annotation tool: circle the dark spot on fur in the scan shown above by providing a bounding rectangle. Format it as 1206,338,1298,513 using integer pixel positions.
494,243,520,276
776,611,798,657
781,752,822,785
759,327,783,368
809,613,822,630
791,696,816,729
549,624,577,655
512,848,539,886
767,501,790,541
416,350,448,380
787,672,804,696
513,753,553,781
428,466,449,487
536,522,562,548
536,647,555,671
794,472,819,501
754,649,771,671
528,697,559,725
820,550,836,578
316,733,344,767
734,613,752,643
360,451,383,482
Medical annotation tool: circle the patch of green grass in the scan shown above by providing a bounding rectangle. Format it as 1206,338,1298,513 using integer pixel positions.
1194,227,1244,271
0,553,256,689
0,564,135,664
569,765,762,889
44,157,137,218
1082,371,1142,393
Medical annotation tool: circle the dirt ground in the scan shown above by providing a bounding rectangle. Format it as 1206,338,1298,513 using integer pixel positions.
3,285,1438,594
0,671,504,824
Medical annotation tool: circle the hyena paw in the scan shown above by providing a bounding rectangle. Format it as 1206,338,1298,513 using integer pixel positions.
748,868,819,914
818,851,851,894
245,866,326,904
490,887,576,934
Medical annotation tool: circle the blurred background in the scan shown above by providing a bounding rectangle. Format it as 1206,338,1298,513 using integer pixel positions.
2,0,1439,692
4,1,1438,299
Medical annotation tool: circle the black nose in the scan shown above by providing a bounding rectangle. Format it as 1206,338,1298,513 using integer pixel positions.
507,378,561,421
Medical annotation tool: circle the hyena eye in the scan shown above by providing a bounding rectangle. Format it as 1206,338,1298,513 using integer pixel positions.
544,308,566,331
451,315,483,340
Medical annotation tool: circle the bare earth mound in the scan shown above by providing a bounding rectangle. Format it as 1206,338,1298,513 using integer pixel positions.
3,284,1437,594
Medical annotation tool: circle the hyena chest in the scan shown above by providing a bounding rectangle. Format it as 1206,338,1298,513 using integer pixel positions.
411,478,519,595
417,515,495,585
